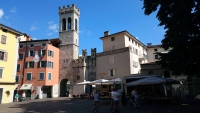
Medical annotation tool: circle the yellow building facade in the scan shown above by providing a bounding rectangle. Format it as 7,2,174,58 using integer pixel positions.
0,24,24,104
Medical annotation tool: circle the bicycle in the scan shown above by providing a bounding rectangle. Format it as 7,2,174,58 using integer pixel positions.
112,100,120,113
126,96,144,109
93,102,99,113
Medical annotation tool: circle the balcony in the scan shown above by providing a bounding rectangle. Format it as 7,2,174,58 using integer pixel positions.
138,54,146,60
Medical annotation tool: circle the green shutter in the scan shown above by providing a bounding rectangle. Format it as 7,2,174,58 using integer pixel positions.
32,61,34,68
44,61,47,67
38,61,40,68
25,62,28,68
52,51,54,57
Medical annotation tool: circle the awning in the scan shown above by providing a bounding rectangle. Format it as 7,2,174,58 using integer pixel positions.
20,84,32,90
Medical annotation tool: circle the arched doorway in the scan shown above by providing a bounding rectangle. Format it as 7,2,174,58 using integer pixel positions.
60,79,70,97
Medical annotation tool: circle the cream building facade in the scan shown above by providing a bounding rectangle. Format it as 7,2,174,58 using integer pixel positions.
96,31,148,93
0,23,24,104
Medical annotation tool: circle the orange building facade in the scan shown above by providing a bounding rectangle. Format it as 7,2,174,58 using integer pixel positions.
16,38,60,99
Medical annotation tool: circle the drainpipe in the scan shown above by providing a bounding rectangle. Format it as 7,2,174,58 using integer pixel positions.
21,42,27,87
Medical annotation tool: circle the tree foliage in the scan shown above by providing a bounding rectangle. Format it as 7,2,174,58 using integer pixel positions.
142,0,200,76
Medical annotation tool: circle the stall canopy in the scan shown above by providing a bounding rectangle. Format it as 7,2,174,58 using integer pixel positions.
126,76,180,86
76,81,92,85
20,84,32,90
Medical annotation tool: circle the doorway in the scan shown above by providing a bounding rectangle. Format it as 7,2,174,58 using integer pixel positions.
60,79,69,97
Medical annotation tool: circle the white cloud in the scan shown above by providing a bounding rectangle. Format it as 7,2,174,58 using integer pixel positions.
49,24,58,30
32,38,37,40
0,9,4,19
47,21,58,36
10,7,17,13
30,25,39,31
48,21,53,24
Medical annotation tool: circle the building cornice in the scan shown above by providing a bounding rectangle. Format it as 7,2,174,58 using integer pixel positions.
97,47,130,57
0,23,24,36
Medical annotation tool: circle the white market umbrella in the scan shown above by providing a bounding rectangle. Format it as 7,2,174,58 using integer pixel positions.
108,78,122,83
76,81,92,85
126,76,166,86
92,79,109,84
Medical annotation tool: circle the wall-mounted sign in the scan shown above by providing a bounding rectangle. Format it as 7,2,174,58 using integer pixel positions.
99,73,106,76
33,54,40,62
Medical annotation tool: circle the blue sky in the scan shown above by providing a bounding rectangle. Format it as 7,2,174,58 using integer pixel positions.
0,0,165,55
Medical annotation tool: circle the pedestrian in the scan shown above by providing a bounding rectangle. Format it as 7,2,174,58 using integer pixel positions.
15,93,19,102
22,92,26,101
93,90,100,111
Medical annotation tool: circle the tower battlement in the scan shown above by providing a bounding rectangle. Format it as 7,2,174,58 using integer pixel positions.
59,4,80,16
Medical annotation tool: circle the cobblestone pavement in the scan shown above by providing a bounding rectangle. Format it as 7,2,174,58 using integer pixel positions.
0,97,200,113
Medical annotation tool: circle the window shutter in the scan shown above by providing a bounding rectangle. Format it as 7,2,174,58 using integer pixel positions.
113,69,115,76
52,51,54,57
0,69,3,78
52,62,54,68
44,61,47,67
33,50,35,56
38,50,41,56
25,62,28,68
48,61,50,68
108,70,110,76
22,53,24,59
38,61,40,68
1,35,7,44
32,61,34,68
48,50,50,56
4,52,8,61
26,50,29,57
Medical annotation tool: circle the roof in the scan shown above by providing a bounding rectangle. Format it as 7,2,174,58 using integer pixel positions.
100,30,146,47
141,62,157,65
20,38,60,43
0,23,24,36
147,44,162,48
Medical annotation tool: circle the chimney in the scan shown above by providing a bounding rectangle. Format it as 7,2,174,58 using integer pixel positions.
26,36,31,41
104,31,110,36
147,43,152,46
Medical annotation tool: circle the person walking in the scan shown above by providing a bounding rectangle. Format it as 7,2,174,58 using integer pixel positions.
22,92,26,101
14,93,19,102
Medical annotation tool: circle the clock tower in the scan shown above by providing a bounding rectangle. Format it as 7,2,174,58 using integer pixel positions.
58,4,80,97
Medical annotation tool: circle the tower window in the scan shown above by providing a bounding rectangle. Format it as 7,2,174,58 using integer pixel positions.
75,19,78,31
62,18,66,31
111,37,115,41
68,17,71,30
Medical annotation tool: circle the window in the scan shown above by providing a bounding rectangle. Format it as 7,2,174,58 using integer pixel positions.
132,40,134,43
26,73,32,80
15,76,19,83
155,55,159,59
25,61,34,68
111,37,115,41
42,43,46,47
19,45,23,48
1,35,7,44
39,72,45,80
129,38,130,41
26,50,35,57
148,71,154,75
62,18,66,31
75,19,78,31
30,44,34,48
48,73,52,80
68,17,71,30
0,51,8,61
108,69,116,76
0,68,3,78
154,49,157,51
48,50,54,57
77,75,80,80
18,53,23,60
135,49,138,55
39,50,46,56
38,61,46,68
109,56,114,64
132,47,135,53
17,64,20,72
47,61,54,68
